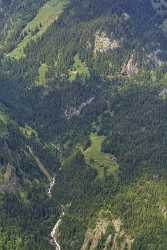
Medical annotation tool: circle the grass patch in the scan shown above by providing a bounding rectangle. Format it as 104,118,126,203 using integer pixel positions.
0,164,13,185
20,125,38,139
0,109,11,137
69,54,90,81
8,0,69,59
83,133,119,179
36,63,48,85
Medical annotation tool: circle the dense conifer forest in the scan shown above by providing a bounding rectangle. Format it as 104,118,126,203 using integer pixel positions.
0,0,167,249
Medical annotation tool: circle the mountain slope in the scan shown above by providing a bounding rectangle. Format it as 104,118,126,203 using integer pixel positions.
8,0,69,59
0,1,167,249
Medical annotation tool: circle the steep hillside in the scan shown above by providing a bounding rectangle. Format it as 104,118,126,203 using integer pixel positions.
8,0,69,59
0,0,167,250
0,0,46,52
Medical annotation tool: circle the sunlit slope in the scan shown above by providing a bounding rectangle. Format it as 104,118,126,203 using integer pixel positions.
83,133,119,179
8,0,69,59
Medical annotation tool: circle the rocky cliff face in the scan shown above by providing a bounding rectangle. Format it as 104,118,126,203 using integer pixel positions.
121,54,139,77
81,211,134,250
94,32,120,54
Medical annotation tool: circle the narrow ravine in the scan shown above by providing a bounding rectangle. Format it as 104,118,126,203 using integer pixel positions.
48,176,56,198
65,97,95,120
27,146,56,197
50,210,65,250
27,146,52,182
50,204,71,250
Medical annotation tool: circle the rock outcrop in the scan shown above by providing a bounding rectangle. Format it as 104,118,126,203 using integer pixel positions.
0,163,18,193
65,97,95,120
81,216,110,250
81,211,134,250
94,32,120,54
121,54,139,77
